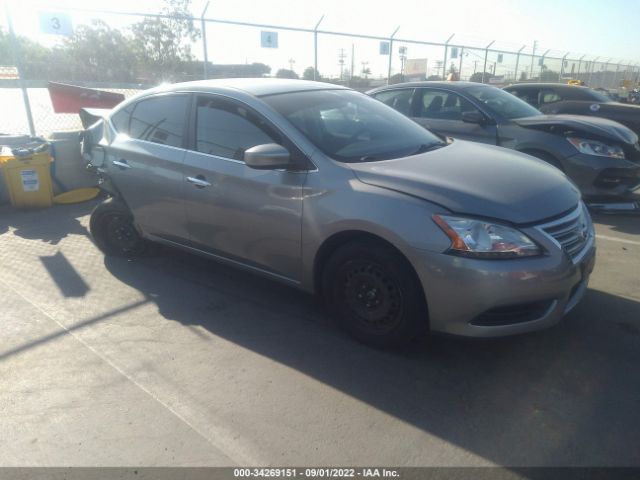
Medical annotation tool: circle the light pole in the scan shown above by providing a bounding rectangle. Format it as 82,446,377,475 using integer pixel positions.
313,15,324,81
514,44,526,82
201,1,210,79
443,33,454,80
387,26,400,84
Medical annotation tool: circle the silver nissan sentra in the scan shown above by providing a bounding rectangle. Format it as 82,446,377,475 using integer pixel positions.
83,79,596,347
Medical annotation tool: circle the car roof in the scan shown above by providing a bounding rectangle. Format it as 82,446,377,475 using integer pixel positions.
505,83,587,90
368,81,494,93
144,78,349,97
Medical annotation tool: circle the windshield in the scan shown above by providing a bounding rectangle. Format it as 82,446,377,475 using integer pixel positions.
465,86,542,119
262,89,445,162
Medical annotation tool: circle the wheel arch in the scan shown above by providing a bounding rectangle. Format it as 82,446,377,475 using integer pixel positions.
312,230,424,299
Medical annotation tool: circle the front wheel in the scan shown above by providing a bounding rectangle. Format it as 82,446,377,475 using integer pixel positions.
322,241,428,348
89,198,150,257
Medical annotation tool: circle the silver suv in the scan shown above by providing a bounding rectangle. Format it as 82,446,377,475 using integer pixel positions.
85,79,596,347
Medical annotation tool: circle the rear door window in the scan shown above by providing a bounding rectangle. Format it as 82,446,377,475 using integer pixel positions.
128,95,189,148
372,89,414,116
416,89,480,120
539,89,562,104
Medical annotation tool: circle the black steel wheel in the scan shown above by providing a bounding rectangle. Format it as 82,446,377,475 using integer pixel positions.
322,240,428,347
90,198,149,257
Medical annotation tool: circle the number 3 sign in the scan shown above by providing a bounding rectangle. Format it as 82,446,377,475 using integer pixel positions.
38,11,74,36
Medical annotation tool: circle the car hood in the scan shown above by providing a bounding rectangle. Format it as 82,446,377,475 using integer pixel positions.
514,114,638,144
349,140,580,225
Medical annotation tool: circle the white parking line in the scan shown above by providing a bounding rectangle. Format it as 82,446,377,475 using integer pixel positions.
596,234,640,246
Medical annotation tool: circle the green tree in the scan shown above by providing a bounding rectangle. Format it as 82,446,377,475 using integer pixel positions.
469,72,493,83
0,28,51,80
303,66,320,80
55,20,137,82
540,69,560,82
276,69,299,79
130,0,201,81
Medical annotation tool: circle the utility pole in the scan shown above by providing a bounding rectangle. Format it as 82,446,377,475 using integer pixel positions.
288,58,296,72
529,40,538,80
399,46,408,81
361,61,369,78
338,48,346,81
350,44,355,85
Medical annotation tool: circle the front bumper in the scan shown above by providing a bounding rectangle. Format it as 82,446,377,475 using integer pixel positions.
563,152,640,198
409,230,596,337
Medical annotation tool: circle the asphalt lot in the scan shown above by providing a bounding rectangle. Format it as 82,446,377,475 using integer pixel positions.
0,200,639,467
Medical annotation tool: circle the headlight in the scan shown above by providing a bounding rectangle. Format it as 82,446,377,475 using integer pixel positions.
432,215,541,258
567,137,625,159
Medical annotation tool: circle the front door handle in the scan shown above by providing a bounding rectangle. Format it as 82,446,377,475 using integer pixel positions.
187,175,212,188
112,159,131,169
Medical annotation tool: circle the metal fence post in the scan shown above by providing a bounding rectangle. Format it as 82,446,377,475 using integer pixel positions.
201,1,210,80
481,40,494,83
443,33,454,80
603,58,612,88
387,26,400,85
539,49,550,82
4,2,35,136
529,41,537,80
313,15,324,80
588,56,599,86
514,44,526,82
576,54,585,80
559,51,569,80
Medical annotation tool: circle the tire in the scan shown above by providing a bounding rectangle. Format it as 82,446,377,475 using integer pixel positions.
525,150,564,171
89,198,150,257
321,240,428,348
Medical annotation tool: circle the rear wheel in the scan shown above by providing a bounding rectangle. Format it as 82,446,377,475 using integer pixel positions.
90,198,150,256
322,240,427,348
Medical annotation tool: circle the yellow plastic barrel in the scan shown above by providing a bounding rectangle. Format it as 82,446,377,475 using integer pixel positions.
0,148,54,208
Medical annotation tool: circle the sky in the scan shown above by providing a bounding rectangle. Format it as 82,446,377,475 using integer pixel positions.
4,0,640,79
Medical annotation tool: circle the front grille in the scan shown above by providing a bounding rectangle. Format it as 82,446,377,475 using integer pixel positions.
594,168,640,188
537,205,593,262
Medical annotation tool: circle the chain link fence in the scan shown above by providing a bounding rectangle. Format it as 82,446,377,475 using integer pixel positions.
2,5,639,137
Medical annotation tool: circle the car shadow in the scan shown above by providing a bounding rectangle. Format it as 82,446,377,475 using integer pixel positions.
0,200,96,244
104,248,640,467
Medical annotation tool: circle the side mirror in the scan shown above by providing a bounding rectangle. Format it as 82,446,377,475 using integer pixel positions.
244,143,292,170
461,110,486,124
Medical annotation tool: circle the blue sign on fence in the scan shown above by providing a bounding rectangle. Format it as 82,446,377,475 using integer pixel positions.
261,31,279,48
379,42,390,55
38,11,74,36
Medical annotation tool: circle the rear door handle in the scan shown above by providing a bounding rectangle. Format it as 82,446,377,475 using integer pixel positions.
112,159,131,169
187,175,212,188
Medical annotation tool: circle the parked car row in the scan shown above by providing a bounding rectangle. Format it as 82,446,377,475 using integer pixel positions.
368,82,640,200
82,78,601,348
503,82,640,136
